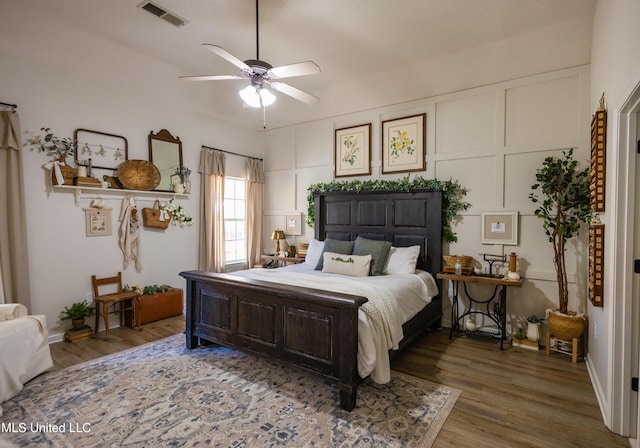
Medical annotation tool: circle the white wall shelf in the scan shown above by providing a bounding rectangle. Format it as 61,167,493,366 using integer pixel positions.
52,185,189,206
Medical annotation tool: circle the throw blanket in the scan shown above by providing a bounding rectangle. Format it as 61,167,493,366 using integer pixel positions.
0,315,51,408
232,269,405,383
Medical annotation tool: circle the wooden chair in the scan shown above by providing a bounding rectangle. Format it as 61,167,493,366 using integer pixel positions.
91,272,141,340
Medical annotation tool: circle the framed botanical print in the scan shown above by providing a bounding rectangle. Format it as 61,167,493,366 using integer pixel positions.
381,113,426,174
334,123,371,178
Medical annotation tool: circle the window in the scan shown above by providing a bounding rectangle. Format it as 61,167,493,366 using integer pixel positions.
224,177,246,264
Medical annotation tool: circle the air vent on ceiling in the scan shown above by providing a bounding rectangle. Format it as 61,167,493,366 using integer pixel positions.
137,1,187,27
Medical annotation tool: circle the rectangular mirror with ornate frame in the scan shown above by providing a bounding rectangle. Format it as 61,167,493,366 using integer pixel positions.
149,129,183,192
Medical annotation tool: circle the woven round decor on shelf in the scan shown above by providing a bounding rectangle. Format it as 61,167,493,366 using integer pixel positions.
117,160,161,191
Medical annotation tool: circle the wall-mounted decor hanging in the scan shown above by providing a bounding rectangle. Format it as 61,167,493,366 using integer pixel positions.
74,128,128,171
334,123,371,178
480,211,519,245
284,212,302,236
590,93,607,212
589,223,604,307
381,113,426,174
83,207,112,237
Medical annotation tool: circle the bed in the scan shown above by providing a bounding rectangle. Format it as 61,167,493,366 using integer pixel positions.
180,188,443,411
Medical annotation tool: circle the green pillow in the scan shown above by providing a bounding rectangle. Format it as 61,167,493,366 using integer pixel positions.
352,236,392,276
315,239,355,270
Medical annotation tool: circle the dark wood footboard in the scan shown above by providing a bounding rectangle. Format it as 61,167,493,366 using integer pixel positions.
180,270,368,411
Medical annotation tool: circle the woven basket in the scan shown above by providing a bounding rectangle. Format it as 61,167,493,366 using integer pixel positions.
548,312,586,340
443,255,473,268
52,158,74,185
142,200,172,230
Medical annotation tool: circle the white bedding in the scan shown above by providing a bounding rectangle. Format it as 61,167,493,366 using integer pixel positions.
231,264,438,383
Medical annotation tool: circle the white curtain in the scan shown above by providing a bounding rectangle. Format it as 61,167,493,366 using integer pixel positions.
198,149,226,272
0,110,31,307
245,159,264,268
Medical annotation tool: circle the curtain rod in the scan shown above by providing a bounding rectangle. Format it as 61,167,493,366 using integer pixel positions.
0,101,17,109
201,145,263,161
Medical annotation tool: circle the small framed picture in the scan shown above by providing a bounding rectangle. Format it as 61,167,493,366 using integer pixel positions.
285,212,302,236
481,211,518,245
83,207,113,237
334,123,371,178
381,113,426,174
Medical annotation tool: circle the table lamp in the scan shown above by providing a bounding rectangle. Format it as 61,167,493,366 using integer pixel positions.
271,229,285,253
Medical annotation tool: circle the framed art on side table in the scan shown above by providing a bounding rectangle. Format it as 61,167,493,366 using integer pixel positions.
334,123,371,178
381,113,426,174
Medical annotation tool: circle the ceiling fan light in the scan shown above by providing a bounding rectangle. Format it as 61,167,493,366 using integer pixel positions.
239,85,261,108
239,85,276,108
259,88,276,106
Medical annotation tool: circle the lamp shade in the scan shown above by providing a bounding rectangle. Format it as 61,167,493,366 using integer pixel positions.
239,85,276,108
271,229,285,240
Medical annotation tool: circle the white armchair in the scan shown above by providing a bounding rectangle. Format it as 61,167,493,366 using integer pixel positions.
0,304,53,411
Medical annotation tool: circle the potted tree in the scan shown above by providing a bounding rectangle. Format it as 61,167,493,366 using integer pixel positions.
529,148,591,340
59,300,95,329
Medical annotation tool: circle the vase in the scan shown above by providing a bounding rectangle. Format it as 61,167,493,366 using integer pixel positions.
547,310,585,340
526,322,540,341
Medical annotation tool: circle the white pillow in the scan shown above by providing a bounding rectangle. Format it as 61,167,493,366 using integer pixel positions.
303,239,325,268
383,245,421,275
322,252,371,277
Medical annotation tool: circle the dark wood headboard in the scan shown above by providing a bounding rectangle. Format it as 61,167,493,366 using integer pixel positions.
313,188,443,275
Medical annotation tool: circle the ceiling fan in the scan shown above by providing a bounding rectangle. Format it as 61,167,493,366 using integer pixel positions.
179,0,321,109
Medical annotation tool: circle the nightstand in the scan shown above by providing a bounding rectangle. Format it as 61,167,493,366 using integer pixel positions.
261,254,305,267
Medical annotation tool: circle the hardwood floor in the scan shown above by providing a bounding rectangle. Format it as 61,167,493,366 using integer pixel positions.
49,316,629,447
49,315,186,371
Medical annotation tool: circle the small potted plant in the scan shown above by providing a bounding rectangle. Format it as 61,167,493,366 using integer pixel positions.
24,127,77,185
526,315,543,341
59,300,95,330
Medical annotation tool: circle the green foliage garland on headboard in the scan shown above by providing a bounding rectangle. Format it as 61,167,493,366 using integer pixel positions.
306,175,471,243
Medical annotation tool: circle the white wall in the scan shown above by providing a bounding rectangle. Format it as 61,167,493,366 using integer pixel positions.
0,3,261,339
589,0,640,435
263,65,591,334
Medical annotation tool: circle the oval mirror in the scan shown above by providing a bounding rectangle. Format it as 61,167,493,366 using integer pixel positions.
148,129,183,192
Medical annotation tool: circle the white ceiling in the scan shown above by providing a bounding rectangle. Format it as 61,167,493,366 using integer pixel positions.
22,0,596,130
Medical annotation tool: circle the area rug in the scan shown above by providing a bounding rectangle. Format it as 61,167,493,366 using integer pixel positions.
0,334,460,447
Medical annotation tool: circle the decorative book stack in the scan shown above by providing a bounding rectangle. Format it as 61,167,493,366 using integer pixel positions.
513,338,539,351
74,176,101,187
64,325,93,343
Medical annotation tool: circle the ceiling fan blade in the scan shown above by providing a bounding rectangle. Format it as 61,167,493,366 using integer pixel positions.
179,75,245,81
270,61,321,79
203,44,251,71
270,82,320,105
